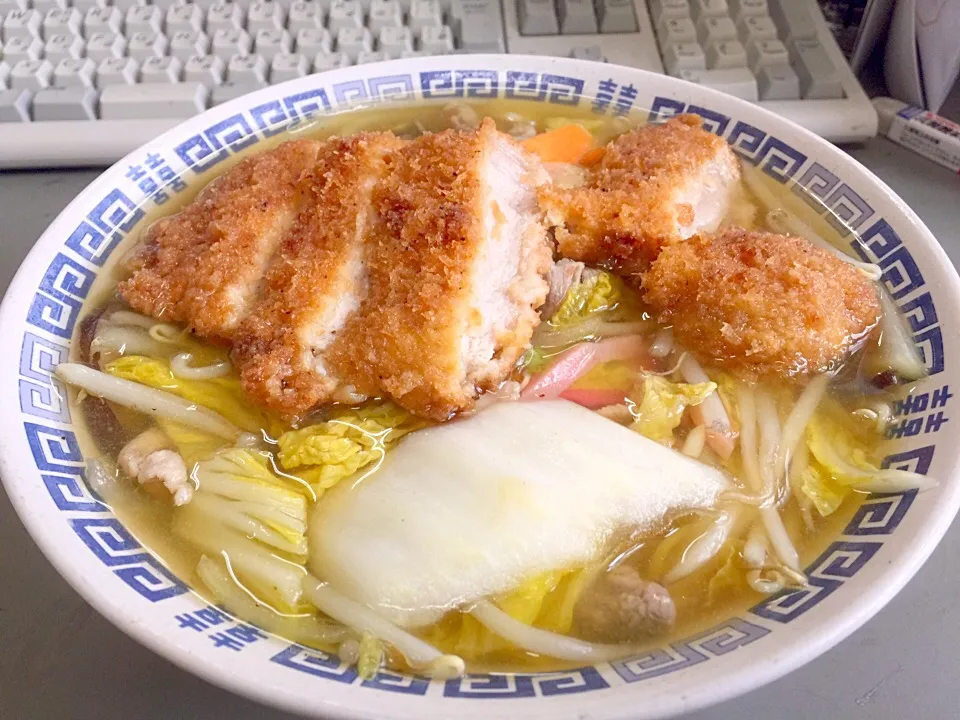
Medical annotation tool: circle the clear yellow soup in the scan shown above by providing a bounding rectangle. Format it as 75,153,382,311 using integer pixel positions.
69,101,914,676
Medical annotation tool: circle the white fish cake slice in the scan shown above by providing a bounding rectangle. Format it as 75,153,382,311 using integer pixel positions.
309,400,728,628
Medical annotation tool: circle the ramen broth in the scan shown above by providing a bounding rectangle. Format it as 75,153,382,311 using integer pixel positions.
67,101,913,675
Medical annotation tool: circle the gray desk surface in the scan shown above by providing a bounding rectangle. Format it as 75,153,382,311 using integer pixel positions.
1,137,959,720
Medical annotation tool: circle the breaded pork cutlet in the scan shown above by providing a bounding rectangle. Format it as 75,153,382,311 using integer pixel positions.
231,132,404,417
540,114,740,281
643,228,881,377
328,118,552,420
119,139,321,338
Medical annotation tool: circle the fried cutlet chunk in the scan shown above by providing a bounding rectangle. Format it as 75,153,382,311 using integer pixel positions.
642,228,881,377
540,114,741,281
327,118,552,420
231,132,404,417
119,139,321,338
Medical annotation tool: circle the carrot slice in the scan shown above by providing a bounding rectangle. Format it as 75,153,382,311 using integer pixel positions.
522,124,597,164
578,146,606,167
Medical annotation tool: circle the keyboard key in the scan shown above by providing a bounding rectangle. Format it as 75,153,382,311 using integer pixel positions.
111,0,147,9
212,28,252,59
661,41,706,72
518,0,558,36
141,55,181,82
52,56,95,86
690,0,727,19
728,0,766,23
0,60,8,87
83,6,122,35
357,49,387,63
658,16,695,43
558,0,596,34
0,0,28,13
737,13,776,41
34,0,69,11
183,54,224,84
169,30,210,61
416,24,450,53
211,80,263,105
768,0,816,42
696,15,735,44
295,27,332,54
2,35,42,62
746,37,787,69
570,44,604,61
3,9,43,41
676,66,757,100
166,5,203,33
43,32,83,61
378,24,412,53
789,38,842,99
253,28,291,61
0,87,31,120
41,8,81,39
368,0,402,32
269,52,308,81
127,31,168,61
33,84,97,119
288,0,324,33
247,0,286,32
706,39,745,68
96,56,138,86
152,0,182,11
757,63,798,99
312,50,349,70
125,5,162,34
327,0,362,33
455,0,505,52
10,58,52,89
335,26,370,60
596,0,636,33
85,31,126,60
206,2,245,31
100,81,208,118
226,52,267,82
650,0,690,25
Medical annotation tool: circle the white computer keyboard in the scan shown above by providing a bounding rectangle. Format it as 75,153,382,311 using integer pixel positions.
0,0,877,168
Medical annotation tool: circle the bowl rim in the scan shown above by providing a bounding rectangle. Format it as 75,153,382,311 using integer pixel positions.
2,54,960,720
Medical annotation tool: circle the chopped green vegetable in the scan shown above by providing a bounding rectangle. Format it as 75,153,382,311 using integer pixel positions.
628,376,717,445
103,355,283,436
357,633,384,680
276,402,425,495
550,270,623,327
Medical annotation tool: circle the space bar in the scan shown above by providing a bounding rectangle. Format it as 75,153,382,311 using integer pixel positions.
0,119,182,169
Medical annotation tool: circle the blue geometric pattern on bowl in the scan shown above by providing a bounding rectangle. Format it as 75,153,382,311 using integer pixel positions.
15,67,949,698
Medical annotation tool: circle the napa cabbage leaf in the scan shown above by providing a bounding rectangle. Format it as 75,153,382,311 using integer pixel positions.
550,270,623,327
628,376,717,445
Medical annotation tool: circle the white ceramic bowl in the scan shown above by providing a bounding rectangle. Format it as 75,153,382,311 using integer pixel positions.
2,56,958,720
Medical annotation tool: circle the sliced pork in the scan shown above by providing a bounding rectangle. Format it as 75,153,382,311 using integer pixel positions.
327,118,552,420
231,132,404,417
540,114,740,282
119,139,322,337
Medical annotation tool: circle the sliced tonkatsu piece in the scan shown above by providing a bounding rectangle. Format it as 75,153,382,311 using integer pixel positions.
642,228,882,377
540,114,741,281
119,139,322,338
231,132,404,417
328,118,553,420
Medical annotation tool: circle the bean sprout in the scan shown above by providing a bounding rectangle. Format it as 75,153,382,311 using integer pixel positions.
776,374,829,485
171,351,232,380
649,328,674,358
149,323,187,344
662,506,740,585
471,601,641,662
56,363,243,440
304,577,464,679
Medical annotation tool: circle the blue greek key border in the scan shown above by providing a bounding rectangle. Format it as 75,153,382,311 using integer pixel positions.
15,73,947,699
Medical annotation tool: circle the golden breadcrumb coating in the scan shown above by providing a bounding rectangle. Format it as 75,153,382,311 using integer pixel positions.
119,139,321,338
642,228,882,377
327,119,551,420
231,132,404,417
540,114,739,281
